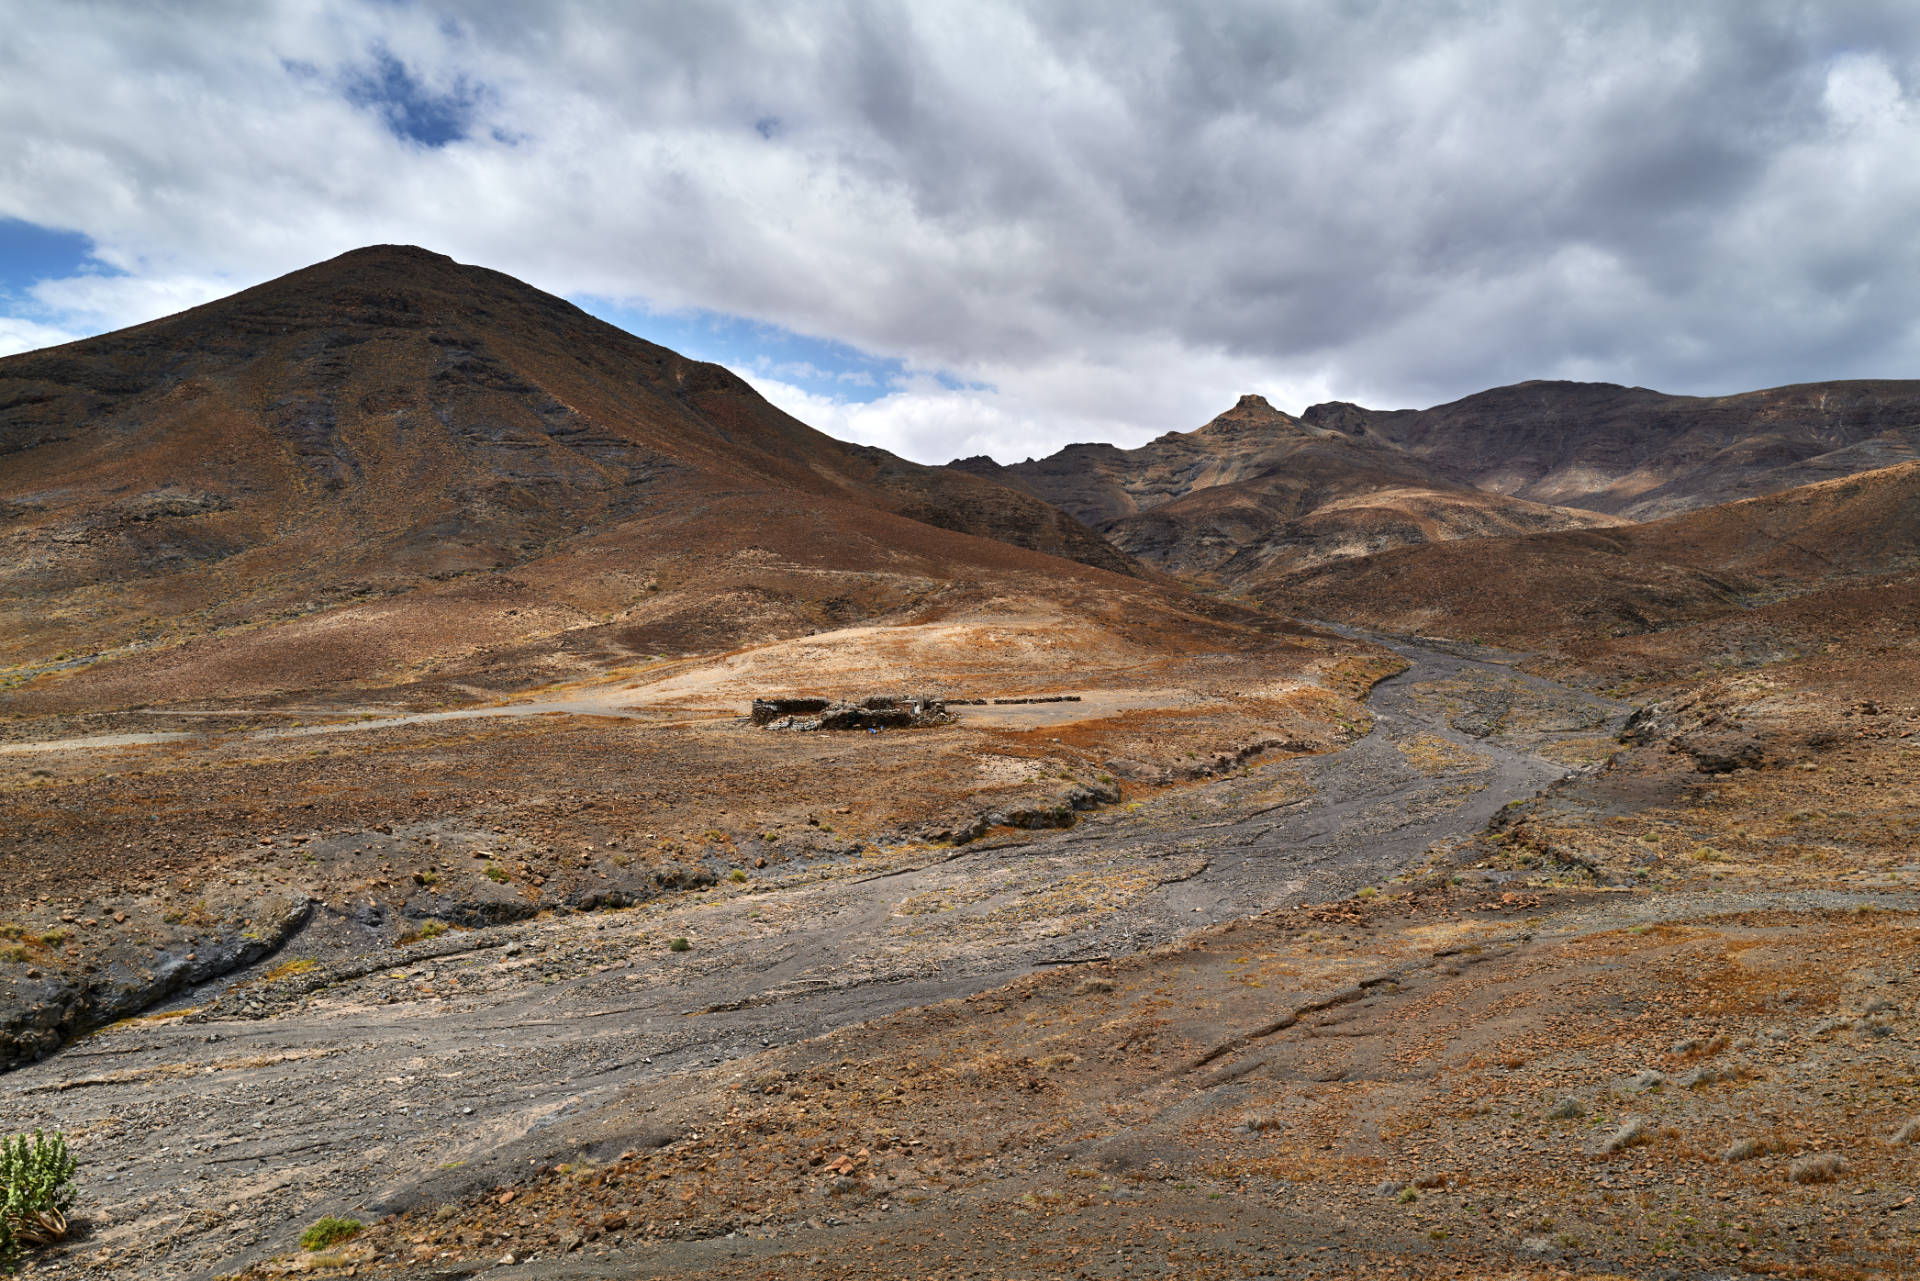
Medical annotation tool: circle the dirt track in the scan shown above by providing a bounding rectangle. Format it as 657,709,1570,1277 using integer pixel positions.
0,637,1625,1279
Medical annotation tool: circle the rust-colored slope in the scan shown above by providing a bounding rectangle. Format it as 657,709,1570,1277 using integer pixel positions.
952,393,1429,526
1305,378,1920,519
1108,468,1622,585
1262,459,1920,648
955,394,1617,586
0,246,1135,689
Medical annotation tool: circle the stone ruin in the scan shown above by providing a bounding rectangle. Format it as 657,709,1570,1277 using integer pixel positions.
751,694,953,732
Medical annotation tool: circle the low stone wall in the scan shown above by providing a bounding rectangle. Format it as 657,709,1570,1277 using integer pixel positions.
752,694,952,732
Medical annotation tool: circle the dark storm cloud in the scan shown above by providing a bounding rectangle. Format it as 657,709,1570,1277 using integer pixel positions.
2,1,1919,460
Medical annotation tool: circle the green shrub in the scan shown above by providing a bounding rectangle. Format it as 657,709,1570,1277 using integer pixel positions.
482,864,510,884
727,869,748,884
299,1215,363,1251
668,937,691,953
1,1129,77,1270
397,920,449,945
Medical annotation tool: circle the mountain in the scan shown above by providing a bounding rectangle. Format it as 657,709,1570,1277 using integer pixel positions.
0,246,1165,710
1261,458,1920,649
1302,378,1920,520
952,394,1620,585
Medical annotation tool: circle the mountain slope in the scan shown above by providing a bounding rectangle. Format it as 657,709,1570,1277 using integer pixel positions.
1261,458,1920,648
1303,378,1920,519
0,246,1145,698
952,394,1619,585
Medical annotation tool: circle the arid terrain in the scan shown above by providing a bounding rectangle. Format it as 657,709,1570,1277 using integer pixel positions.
2,248,1918,1281
952,393,1622,585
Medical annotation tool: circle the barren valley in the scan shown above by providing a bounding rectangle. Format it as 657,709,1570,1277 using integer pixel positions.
2,249,1917,1281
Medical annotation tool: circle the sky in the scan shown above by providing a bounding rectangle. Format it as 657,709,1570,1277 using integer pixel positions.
3,2,1920,465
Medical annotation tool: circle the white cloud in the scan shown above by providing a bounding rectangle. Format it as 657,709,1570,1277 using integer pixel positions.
0,315,82,357
4,2,1920,457
746,337,1341,464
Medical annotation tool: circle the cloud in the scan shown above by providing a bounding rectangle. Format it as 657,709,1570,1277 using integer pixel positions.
3,2,1920,459
0,315,82,357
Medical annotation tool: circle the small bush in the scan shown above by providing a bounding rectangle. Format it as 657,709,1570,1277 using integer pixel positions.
1547,1097,1586,1120
482,864,510,884
1789,1152,1846,1184
1601,1117,1649,1153
299,1215,363,1251
668,937,690,953
1722,1134,1788,1162
1,1129,78,1269
728,869,748,884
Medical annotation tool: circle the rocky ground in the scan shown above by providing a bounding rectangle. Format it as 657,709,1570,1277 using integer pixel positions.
0,613,1387,1071
0,635,1635,1279
3,624,1916,1281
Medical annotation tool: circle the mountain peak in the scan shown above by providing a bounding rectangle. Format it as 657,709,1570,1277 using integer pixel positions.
329,243,457,265
1194,392,1300,439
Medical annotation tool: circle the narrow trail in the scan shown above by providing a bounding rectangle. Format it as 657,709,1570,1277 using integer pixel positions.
0,636,1629,1280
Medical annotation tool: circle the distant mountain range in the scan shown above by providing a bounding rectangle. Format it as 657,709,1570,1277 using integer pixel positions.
951,378,1920,593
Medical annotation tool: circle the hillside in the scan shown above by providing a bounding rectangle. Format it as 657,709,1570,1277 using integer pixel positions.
1262,458,1920,651
0,245,1149,709
1303,378,1920,519
953,394,1618,585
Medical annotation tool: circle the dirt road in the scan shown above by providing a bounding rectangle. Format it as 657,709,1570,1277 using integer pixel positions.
0,637,1626,1279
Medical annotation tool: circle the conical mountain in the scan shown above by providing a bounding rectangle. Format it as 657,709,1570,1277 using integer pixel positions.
0,246,1157,709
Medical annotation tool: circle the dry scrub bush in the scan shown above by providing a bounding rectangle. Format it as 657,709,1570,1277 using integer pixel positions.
1789,1152,1847,1184
1722,1134,1791,1163
1600,1118,1649,1154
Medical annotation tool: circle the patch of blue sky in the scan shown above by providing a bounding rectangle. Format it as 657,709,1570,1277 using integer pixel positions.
341,47,483,148
575,297,905,405
0,218,109,303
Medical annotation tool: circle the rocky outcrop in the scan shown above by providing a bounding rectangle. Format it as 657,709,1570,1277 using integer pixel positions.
920,780,1123,845
0,894,312,1073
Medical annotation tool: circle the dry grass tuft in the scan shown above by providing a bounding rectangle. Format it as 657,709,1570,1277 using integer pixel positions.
1721,1133,1790,1163
1788,1152,1846,1184
1600,1117,1649,1153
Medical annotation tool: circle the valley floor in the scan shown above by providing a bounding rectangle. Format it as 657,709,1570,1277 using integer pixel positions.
3,634,1917,1280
